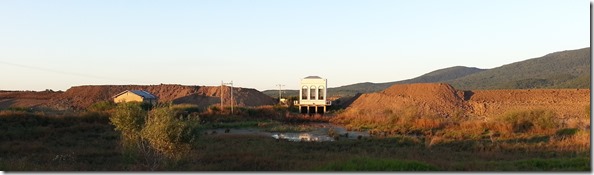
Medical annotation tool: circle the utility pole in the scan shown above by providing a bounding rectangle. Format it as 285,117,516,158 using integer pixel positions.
222,81,234,114
275,84,285,104
230,81,233,114
220,81,224,111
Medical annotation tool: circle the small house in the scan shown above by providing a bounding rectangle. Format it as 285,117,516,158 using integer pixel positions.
294,76,331,114
113,90,158,105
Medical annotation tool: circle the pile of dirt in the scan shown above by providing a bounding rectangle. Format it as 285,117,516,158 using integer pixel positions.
45,84,275,110
345,83,589,119
0,85,275,110
348,83,468,117
0,91,62,109
468,89,590,119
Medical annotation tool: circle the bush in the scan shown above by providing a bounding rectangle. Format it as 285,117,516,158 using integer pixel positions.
109,102,146,148
88,101,116,112
141,107,197,160
498,109,559,133
109,103,201,165
171,104,202,113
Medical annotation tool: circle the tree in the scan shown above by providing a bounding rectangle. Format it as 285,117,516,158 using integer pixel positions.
109,102,201,169
110,102,146,149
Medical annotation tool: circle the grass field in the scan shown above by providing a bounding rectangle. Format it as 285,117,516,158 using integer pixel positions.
0,105,590,171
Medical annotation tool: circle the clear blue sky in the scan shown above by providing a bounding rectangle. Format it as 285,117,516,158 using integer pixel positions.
0,0,589,91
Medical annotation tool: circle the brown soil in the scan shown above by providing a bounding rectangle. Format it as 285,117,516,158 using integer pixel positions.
346,83,590,119
0,85,275,110
468,89,590,119
0,91,61,109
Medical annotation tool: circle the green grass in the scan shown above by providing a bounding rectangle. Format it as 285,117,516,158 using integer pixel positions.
0,110,590,171
0,111,124,171
458,157,590,171
315,157,438,171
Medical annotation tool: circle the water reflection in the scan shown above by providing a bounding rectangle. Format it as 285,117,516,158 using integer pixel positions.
205,123,370,142
272,132,335,142
270,123,370,142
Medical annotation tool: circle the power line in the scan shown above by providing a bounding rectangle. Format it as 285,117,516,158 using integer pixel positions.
275,84,285,104
0,60,136,83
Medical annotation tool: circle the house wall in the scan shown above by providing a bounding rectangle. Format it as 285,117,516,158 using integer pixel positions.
113,92,144,103
298,78,327,105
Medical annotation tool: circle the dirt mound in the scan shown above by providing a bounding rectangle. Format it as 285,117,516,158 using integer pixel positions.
468,89,590,119
0,91,61,109
345,83,589,119
348,83,468,117
43,84,275,110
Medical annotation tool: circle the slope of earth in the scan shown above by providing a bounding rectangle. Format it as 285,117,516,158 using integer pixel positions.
44,84,275,110
345,83,469,118
468,89,590,119
342,83,589,121
0,91,61,109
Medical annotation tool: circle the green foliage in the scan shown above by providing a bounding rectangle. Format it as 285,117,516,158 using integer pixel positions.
110,102,146,148
171,104,202,113
109,103,201,163
88,101,116,112
448,48,590,90
555,128,579,138
316,157,438,171
141,107,197,160
5,107,32,112
502,78,552,89
498,109,559,133
484,158,590,171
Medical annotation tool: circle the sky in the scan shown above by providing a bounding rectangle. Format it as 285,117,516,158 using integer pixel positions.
0,0,589,91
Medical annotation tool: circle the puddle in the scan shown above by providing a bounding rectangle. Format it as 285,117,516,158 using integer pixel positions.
205,123,370,142
271,133,335,142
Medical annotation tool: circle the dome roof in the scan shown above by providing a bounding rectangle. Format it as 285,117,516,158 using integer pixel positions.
304,76,322,79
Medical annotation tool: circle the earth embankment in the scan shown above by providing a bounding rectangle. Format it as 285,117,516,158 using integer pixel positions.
344,83,589,119
0,85,275,110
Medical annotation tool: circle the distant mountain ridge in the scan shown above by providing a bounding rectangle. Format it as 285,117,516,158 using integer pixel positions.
447,47,590,90
263,47,590,98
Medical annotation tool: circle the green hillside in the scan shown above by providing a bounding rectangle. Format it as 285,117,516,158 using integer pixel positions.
447,47,590,90
395,66,486,84
263,47,591,98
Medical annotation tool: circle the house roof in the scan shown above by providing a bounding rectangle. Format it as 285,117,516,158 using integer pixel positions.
130,90,157,99
304,76,322,79
113,90,157,99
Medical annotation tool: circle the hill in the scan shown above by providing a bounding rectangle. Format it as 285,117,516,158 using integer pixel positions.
0,84,275,110
447,47,590,90
263,47,590,98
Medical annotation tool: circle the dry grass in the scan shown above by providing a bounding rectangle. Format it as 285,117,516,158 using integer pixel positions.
0,107,590,171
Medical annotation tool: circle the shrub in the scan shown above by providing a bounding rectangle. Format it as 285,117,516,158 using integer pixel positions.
171,104,201,113
498,109,559,133
88,101,116,112
141,107,197,160
555,128,578,138
109,102,146,148
109,104,202,168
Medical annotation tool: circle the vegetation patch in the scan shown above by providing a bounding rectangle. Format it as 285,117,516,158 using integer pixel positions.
484,157,590,171
316,157,438,171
